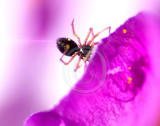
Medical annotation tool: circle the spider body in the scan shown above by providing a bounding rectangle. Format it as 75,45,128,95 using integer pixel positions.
57,20,111,72
57,38,92,61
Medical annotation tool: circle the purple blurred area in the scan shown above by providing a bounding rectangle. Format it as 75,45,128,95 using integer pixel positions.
24,0,62,39
0,0,62,126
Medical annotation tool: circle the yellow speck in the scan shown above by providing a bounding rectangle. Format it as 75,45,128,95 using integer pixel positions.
123,29,127,34
68,38,71,41
66,44,70,49
83,57,87,61
127,77,132,84
128,67,131,70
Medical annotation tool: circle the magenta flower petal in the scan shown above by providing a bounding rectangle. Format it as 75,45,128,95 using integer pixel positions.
24,12,160,126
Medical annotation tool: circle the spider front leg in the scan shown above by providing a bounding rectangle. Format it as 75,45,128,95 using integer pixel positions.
74,58,82,72
83,60,88,72
91,42,99,47
84,28,93,45
87,26,111,45
71,19,82,47
60,47,78,65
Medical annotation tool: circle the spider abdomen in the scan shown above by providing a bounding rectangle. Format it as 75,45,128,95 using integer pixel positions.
57,38,80,56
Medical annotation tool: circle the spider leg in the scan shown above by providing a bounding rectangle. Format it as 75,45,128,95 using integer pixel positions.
83,60,88,72
91,42,99,47
60,53,78,65
71,19,82,47
91,29,94,37
74,58,82,72
60,45,78,65
87,26,111,45
84,28,93,45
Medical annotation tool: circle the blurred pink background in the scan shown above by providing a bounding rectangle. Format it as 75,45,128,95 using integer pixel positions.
0,0,159,126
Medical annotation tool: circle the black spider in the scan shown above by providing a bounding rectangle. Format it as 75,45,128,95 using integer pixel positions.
57,19,111,72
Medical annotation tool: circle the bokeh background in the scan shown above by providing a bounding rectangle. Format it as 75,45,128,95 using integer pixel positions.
0,0,159,126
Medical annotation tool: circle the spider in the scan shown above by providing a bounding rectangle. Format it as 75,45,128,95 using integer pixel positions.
57,19,111,72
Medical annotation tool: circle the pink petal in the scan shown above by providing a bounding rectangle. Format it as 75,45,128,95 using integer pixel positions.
24,12,160,126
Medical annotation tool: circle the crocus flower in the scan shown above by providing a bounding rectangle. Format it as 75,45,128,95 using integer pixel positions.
24,12,160,126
